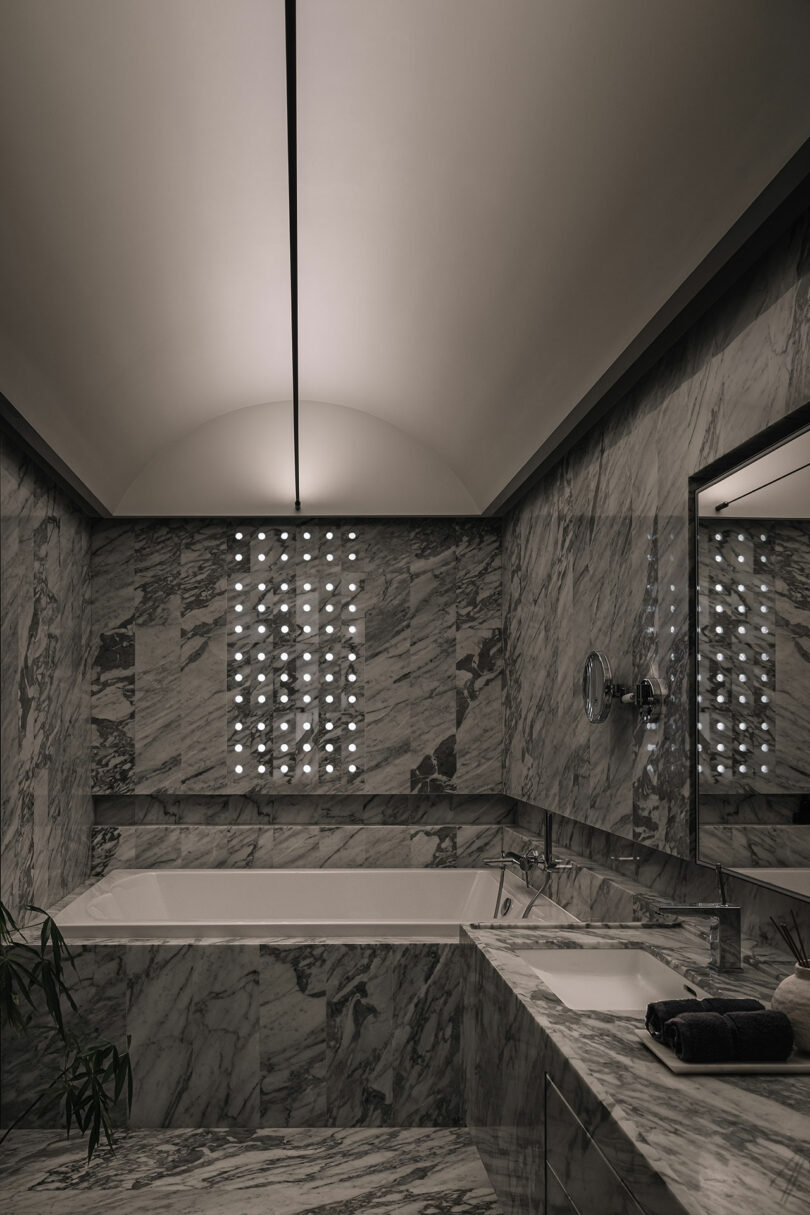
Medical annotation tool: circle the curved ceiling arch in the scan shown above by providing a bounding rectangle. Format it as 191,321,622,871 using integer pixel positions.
114,397,479,516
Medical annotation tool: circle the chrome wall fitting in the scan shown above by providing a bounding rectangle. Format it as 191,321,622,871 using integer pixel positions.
582,653,664,723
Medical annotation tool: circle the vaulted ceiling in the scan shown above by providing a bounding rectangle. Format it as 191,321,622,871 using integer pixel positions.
2,0,810,515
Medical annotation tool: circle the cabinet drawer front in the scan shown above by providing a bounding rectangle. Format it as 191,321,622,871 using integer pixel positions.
547,1164,580,1214
545,1078,646,1215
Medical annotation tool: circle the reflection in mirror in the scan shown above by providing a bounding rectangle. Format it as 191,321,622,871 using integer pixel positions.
696,425,810,900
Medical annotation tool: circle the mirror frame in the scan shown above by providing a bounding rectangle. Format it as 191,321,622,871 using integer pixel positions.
688,398,810,899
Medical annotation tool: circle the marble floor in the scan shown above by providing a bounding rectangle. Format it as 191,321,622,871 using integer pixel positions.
0,1126,502,1214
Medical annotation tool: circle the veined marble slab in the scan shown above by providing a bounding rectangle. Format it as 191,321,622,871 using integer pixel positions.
464,922,810,1215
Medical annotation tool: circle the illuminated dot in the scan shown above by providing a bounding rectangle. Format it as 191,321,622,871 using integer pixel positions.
326,583,334,592
325,673,334,682
325,743,334,752
715,605,723,614
281,624,289,634
235,532,243,540
280,743,288,752
258,553,266,562
348,553,357,561
348,743,357,753
235,604,243,613
325,625,334,634
258,743,266,753
303,722,311,731
761,765,768,773
303,625,311,633
280,582,289,592
326,531,334,540
348,531,356,540
280,694,289,704
280,674,289,683
258,652,266,661
235,722,243,731
714,532,722,541
280,764,288,774
303,742,312,752
349,626,357,634
235,764,243,774
257,673,266,682
278,724,287,735
303,531,311,540
258,694,266,704
235,582,243,591
716,652,724,661
325,721,334,730
348,694,357,704
717,743,725,752
327,554,334,561
737,626,746,634
280,604,289,613
303,553,312,561
349,583,357,592
348,673,357,682
235,673,243,682
760,605,768,613
281,554,288,562
348,652,357,662
235,694,243,704
234,744,243,753
258,764,266,774
303,694,311,704
303,651,312,660
325,604,334,613
348,722,357,732
303,673,312,682
325,763,334,773
714,555,722,563
325,694,334,704
235,554,243,562
349,605,357,613
325,652,334,661
258,625,266,634
281,532,289,540
303,604,311,612
258,604,266,613
303,764,312,773
348,764,357,773
258,583,266,592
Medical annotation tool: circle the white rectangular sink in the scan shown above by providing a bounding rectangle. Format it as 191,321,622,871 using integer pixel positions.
519,947,709,1012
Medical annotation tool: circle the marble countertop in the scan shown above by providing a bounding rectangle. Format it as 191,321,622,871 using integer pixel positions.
463,921,810,1215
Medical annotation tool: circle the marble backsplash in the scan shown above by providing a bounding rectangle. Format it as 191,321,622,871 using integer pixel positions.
0,433,93,920
502,210,810,857
90,519,502,797
90,822,506,875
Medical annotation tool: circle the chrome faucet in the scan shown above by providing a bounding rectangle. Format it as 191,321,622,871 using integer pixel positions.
483,843,541,887
656,865,742,973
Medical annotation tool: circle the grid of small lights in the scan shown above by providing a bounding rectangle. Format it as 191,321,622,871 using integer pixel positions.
227,525,364,784
697,525,775,786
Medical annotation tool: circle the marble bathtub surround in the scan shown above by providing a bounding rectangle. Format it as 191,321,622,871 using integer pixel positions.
0,432,93,922
1,940,464,1131
0,1127,501,1215
90,822,505,875
90,519,502,796
463,922,809,1215
502,212,810,858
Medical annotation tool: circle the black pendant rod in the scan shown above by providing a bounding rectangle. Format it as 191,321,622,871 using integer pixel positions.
714,458,810,512
285,0,301,511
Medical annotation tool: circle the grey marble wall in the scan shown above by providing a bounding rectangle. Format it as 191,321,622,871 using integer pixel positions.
503,212,810,857
91,520,502,797
0,433,93,919
90,821,506,875
1,940,463,1130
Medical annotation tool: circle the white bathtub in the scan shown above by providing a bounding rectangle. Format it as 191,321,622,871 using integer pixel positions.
55,867,578,940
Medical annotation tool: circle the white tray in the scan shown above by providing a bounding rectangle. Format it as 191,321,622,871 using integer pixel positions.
636,1030,810,1074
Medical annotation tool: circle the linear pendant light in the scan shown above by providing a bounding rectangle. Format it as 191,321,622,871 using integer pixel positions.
285,0,301,511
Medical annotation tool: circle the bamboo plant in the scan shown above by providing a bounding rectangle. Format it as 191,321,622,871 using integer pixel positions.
0,899,132,1161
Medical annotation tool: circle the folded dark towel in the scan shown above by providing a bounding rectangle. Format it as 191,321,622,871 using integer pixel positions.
645,999,702,1041
701,997,764,1015
645,996,765,1042
724,1010,794,1062
665,1012,736,1063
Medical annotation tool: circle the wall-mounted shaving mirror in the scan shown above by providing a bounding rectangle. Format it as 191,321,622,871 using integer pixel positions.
693,419,810,901
582,651,615,723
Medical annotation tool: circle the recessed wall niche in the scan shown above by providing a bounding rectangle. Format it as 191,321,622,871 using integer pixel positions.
228,524,365,787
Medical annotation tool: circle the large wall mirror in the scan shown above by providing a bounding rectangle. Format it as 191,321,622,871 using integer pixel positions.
694,416,810,901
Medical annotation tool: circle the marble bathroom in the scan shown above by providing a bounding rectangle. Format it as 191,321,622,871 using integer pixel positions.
2,4,810,1213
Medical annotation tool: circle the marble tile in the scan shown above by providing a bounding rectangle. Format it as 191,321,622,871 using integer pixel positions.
410,825,457,867
91,824,136,875
0,1127,500,1214
326,945,394,1126
259,946,327,1126
699,823,810,868
391,944,462,1125
503,209,810,857
455,628,503,794
0,434,93,920
177,825,260,868
409,522,458,792
456,825,503,867
125,945,260,1128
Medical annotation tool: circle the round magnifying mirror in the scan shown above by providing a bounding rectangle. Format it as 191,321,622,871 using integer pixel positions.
582,651,613,723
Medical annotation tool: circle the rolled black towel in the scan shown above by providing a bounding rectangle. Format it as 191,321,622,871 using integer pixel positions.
645,999,702,1041
664,1012,736,1063
701,997,764,1015
724,1010,794,1062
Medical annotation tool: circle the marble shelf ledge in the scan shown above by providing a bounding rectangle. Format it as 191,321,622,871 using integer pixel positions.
463,922,810,1215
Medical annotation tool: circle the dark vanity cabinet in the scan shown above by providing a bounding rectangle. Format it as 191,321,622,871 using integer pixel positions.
544,1077,646,1214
